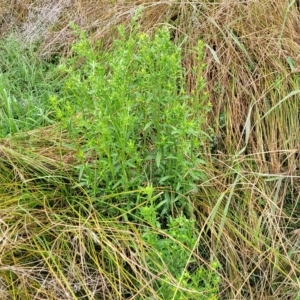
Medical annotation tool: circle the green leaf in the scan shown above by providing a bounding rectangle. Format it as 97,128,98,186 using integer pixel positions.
286,57,295,71
156,150,162,168
143,121,153,131
159,176,173,184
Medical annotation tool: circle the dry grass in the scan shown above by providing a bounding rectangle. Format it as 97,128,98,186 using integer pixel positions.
1,0,300,299
0,126,182,299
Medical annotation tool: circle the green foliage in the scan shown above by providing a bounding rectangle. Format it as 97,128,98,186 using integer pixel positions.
0,35,61,137
139,195,220,299
55,25,211,216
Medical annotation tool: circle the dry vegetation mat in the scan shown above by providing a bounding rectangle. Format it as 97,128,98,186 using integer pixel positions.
0,1,300,299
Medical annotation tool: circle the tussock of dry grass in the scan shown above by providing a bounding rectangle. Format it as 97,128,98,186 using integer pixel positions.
0,191,161,299
0,125,75,182
0,126,182,299
1,0,300,299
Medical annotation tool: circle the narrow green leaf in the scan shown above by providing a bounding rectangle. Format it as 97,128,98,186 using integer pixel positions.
156,150,162,168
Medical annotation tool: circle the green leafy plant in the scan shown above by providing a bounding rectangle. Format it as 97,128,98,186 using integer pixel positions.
139,192,220,300
55,24,211,218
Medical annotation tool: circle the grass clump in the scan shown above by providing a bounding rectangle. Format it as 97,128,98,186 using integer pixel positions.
0,34,62,137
